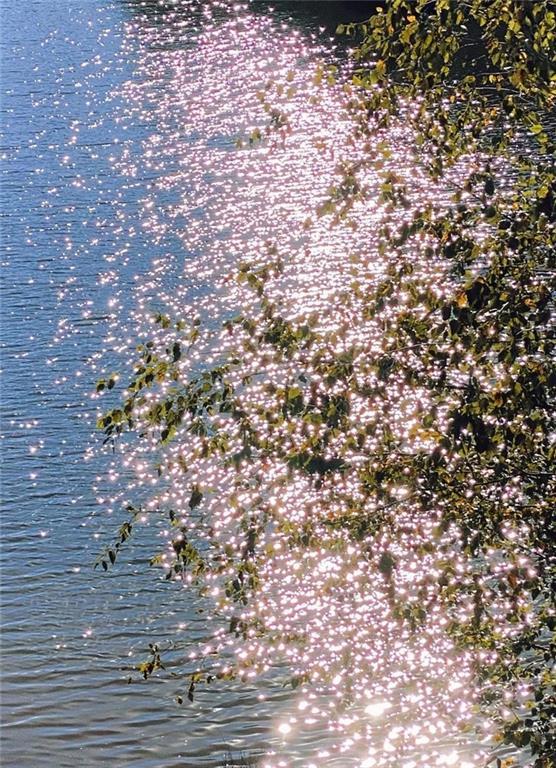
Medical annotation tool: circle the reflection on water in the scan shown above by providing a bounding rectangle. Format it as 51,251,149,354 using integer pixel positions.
2,1,494,766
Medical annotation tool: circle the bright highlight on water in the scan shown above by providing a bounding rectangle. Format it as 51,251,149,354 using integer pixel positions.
2,1,554,768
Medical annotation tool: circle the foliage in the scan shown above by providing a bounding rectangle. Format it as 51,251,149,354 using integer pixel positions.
96,1,555,765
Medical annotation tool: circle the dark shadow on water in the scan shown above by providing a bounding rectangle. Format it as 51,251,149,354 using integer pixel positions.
119,0,378,33
251,0,378,28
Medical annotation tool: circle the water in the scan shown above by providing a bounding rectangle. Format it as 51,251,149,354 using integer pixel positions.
1,2,492,766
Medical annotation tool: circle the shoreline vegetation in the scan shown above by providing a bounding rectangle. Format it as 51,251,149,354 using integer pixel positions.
96,1,555,766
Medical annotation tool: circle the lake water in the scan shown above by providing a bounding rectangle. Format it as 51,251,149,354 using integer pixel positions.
1,2,496,767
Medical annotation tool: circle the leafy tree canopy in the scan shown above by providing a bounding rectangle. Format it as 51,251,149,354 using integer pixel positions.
96,1,555,765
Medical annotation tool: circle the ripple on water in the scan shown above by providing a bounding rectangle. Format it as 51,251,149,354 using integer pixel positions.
2,1,494,767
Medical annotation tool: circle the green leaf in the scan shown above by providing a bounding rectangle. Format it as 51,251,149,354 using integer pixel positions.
378,551,396,578
189,486,203,510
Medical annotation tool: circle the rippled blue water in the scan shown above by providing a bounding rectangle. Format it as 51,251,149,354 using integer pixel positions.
1,3,346,765
0,2,501,766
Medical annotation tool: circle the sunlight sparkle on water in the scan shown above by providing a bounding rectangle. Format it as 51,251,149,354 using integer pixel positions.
364,701,392,719
77,1,509,766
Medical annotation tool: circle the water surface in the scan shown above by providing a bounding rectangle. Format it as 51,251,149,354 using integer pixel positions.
1,3,489,767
